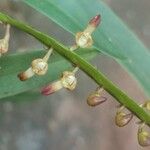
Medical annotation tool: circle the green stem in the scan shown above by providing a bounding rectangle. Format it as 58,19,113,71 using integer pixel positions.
0,12,150,125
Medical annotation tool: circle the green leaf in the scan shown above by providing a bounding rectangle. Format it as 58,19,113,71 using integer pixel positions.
0,91,41,103
23,0,150,96
0,48,97,99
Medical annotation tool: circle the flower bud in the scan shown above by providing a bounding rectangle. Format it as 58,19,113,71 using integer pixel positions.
87,87,107,107
0,24,10,56
41,67,78,95
18,48,53,81
75,14,101,48
41,81,63,95
138,123,150,147
115,106,133,127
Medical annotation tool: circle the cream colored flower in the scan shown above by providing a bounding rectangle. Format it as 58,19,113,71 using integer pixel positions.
41,67,78,95
18,48,53,81
75,14,101,48
138,123,150,147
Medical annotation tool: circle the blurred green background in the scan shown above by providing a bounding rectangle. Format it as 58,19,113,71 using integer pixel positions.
0,0,150,150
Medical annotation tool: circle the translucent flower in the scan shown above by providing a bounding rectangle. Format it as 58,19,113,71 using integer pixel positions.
87,87,107,107
115,106,133,127
18,48,53,81
41,67,78,95
138,123,150,147
75,14,101,48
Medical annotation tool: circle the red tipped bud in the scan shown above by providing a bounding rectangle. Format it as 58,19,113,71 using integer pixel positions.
75,14,101,48
42,67,78,95
41,81,63,95
89,14,101,28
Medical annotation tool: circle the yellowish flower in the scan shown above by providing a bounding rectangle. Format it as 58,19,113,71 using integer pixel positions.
18,48,53,81
41,67,78,95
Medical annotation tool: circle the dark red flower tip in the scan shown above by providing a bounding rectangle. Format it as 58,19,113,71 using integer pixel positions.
89,14,101,28
41,85,54,95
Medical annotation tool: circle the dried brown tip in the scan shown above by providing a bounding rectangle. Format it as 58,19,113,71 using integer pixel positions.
89,14,101,28
18,72,28,81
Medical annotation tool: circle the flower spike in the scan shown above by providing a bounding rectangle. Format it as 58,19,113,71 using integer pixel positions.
18,48,53,81
75,14,101,48
138,123,150,147
41,67,78,95
0,24,10,56
115,106,133,127
87,87,107,107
